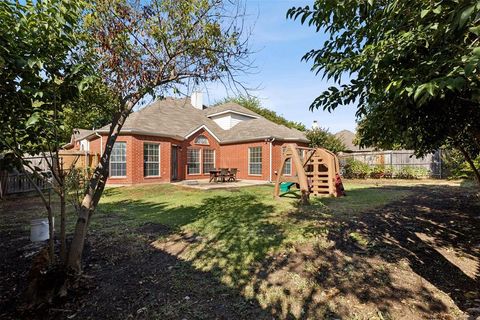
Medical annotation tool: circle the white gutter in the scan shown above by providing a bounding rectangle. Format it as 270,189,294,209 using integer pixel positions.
269,137,275,182
94,131,103,157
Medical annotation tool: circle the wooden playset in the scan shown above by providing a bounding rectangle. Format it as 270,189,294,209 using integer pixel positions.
274,144,345,204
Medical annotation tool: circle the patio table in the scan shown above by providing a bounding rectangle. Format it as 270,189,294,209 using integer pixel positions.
209,169,221,182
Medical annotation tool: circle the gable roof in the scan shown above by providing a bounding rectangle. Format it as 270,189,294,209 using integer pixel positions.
94,97,308,144
334,129,374,152
73,129,94,141
221,118,307,143
203,102,260,118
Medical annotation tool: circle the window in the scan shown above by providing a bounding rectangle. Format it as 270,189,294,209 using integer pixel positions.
248,147,262,175
144,143,160,177
187,148,200,174
110,142,126,177
202,149,215,174
283,158,292,175
194,135,209,145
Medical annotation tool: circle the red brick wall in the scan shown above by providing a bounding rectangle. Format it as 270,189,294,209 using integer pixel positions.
88,132,308,184
271,142,309,181
89,134,181,185
220,141,272,181
181,128,221,180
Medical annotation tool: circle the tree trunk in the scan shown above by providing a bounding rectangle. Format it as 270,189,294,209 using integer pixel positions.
59,192,67,263
47,191,55,264
67,103,134,273
458,146,480,185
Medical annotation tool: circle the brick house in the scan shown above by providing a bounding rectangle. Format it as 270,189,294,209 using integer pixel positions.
65,94,308,184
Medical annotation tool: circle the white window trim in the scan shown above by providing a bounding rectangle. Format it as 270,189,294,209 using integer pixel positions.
202,149,216,174
110,141,127,178
187,148,202,175
248,147,262,176
185,125,220,142
143,142,161,177
283,158,292,176
206,109,259,119
194,135,210,145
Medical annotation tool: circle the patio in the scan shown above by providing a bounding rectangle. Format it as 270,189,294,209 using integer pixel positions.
173,179,271,190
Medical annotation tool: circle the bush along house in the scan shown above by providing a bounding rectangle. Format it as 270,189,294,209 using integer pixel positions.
64,93,309,184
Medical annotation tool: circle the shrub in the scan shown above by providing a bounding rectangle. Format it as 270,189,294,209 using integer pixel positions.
394,166,429,179
442,149,480,180
370,165,384,178
343,158,371,179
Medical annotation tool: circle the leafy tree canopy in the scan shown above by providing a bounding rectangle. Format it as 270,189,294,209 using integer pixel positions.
63,80,119,142
0,0,92,157
287,1,480,171
218,95,307,131
306,128,346,153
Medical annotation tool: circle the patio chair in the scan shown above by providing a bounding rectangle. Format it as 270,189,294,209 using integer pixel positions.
219,168,229,182
228,168,238,182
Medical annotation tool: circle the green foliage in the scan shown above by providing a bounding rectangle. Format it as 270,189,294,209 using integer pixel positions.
305,128,346,153
343,158,371,179
442,149,480,179
288,1,480,166
343,159,428,179
394,166,429,180
0,0,91,156
217,95,307,131
63,80,118,141
370,165,393,179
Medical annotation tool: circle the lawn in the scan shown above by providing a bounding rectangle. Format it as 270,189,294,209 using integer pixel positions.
94,182,411,286
1,180,478,319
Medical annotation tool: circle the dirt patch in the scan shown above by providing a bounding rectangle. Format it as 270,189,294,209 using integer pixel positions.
136,222,172,239
157,185,479,319
1,184,479,319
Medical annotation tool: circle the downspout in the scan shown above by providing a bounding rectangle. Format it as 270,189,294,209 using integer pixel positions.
94,131,103,157
269,137,275,182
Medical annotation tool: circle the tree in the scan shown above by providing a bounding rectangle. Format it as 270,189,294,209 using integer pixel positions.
218,95,307,131
0,0,93,266
1,0,251,280
287,1,480,183
63,80,119,141
66,0,251,272
306,128,345,153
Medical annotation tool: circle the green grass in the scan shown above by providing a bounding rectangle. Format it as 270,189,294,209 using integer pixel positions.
93,182,410,288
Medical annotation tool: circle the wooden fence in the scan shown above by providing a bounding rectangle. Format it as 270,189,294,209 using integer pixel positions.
0,151,100,198
3,171,53,195
338,150,443,178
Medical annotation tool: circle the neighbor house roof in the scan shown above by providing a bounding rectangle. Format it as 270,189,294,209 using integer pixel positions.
334,129,374,152
63,128,95,149
93,97,308,144
73,129,94,141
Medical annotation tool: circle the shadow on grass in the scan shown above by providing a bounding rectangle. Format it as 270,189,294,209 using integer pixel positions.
291,184,480,316
10,183,473,319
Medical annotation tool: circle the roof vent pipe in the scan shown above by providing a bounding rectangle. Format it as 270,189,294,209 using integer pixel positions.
191,91,203,110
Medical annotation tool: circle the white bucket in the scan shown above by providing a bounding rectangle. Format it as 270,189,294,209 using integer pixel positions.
30,218,53,242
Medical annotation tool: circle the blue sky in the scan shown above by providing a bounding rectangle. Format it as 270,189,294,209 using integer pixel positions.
204,1,358,133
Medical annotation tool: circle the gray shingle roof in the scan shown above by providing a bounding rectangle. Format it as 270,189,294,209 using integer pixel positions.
222,118,308,143
73,129,94,141
95,97,307,144
334,129,373,152
202,102,260,118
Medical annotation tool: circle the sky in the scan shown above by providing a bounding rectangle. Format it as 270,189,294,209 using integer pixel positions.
203,0,358,133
